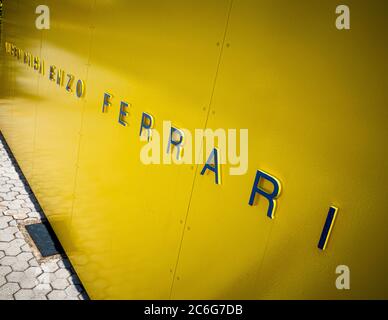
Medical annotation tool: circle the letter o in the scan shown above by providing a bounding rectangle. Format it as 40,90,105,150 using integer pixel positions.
76,79,85,98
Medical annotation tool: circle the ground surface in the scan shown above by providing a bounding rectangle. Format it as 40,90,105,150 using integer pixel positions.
0,136,88,300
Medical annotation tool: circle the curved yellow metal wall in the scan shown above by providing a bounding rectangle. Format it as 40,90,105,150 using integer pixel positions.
1,0,387,299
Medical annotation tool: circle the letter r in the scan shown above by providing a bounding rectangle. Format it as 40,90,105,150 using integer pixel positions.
248,170,282,219
139,112,154,141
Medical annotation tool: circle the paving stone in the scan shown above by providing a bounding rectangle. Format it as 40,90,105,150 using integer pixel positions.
34,283,52,296
47,290,67,300
28,258,40,267
27,211,42,219
25,266,43,278
14,289,35,300
21,202,37,210
65,285,82,297
0,282,20,297
30,294,48,300
6,271,24,283
16,194,29,200
14,213,28,220
20,277,38,289
0,266,12,277
52,278,69,290
0,251,4,259
0,256,17,266
5,208,30,217
20,243,32,252
42,261,60,273
12,187,28,194
0,232,15,242
5,200,25,210
14,231,24,239
0,216,12,228
0,186,12,193
8,220,17,227
55,268,71,279
0,242,10,250
4,245,22,256
0,205,9,213
8,238,25,248
0,276,6,287
37,272,56,284
12,260,29,272
17,252,33,261
2,192,20,201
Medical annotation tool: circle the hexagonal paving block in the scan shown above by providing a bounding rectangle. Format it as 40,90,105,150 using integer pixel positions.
17,252,34,262
12,187,28,195
16,194,29,200
30,293,48,300
55,268,71,279
51,278,69,290
0,229,15,242
2,192,19,201
14,289,36,300
4,244,22,256
0,187,11,194
0,242,10,251
0,276,6,287
41,261,59,273
3,209,18,216
20,243,32,253
37,272,56,285
0,251,4,259
8,220,17,227
0,265,12,277
22,202,36,210
6,200,25,210
28,258,40,267
6,271,24,283
0,282,20,296
12,260,30,272
8,238,25,248
20,277,38,289
0,216,12,228
65,285,83,298
25,266,43,278
27,212,42,219
47,290,67,300
0,256,17,266
14,213,28,220
15,231,25,239
34,283,52,296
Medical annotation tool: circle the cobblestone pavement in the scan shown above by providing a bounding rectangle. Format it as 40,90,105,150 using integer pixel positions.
0,135,88,300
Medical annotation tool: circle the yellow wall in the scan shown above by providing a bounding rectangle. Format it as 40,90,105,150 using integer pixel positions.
1,0,387,299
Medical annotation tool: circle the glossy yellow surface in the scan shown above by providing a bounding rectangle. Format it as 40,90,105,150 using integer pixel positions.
1,0,387,299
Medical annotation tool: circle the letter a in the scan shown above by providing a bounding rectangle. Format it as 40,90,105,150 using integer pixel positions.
336,265,350,290
36,5,50,30
336,5,350,30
